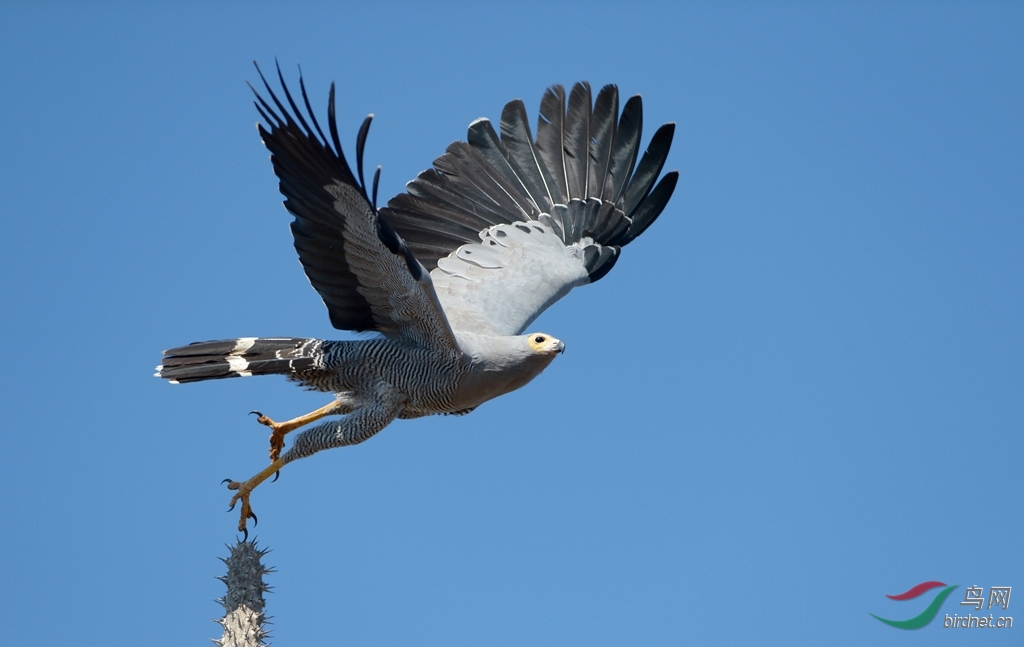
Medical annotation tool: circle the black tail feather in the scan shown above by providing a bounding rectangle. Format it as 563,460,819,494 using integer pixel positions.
156,337,323,384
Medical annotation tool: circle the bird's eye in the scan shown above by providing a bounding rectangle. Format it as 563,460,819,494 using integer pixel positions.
534,336,545,343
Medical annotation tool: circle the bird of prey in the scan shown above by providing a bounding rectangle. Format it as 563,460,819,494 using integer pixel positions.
156,64,678,535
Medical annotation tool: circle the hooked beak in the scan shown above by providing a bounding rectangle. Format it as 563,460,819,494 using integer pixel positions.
555,340,565,354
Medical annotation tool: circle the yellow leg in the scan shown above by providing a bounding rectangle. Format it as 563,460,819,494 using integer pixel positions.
225,457,287,535
253,399,342,461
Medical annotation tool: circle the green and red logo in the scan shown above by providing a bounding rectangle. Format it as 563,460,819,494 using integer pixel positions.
873,581,1013,629
871,581,958,629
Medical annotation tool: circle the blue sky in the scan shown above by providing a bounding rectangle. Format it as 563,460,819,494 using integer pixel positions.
1,2,1021,645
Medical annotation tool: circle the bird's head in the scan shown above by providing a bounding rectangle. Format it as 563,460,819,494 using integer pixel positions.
525,332,565,357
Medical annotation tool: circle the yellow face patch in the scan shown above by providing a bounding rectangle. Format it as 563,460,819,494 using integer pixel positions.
527,333,562,354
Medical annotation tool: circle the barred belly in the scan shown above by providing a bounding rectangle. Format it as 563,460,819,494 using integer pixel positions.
296,339,468,415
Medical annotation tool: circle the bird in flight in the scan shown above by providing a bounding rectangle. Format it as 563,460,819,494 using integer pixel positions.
156,63,678,535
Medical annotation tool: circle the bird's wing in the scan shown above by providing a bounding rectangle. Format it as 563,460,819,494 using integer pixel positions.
252,64,457,352
379,82,678,336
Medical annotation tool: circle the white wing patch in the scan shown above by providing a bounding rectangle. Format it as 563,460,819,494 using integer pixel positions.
432,220,592,336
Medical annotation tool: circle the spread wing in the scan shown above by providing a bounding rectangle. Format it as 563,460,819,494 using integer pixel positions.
380,82,678,336
252,63,457,352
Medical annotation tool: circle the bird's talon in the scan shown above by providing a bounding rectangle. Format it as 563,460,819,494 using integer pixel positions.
253,413,278,428
225,478,260,534
271,470,280,483
241,528,249,542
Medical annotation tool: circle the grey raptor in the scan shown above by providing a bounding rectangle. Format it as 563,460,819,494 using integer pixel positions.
156,64,678,534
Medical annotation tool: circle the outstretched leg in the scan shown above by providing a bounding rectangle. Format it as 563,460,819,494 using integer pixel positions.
225,458,285,536
253,396,355,460
225,397,402,533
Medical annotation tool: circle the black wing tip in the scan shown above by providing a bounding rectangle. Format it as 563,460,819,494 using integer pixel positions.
252,61,376,204
571,80,592,94
622,170,679,244
356,113,375,193
649,122,676,152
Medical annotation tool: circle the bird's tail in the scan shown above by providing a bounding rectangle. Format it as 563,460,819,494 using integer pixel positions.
156,337,324,384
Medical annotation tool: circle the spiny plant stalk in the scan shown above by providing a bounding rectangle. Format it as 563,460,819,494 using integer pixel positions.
214,539,274,647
